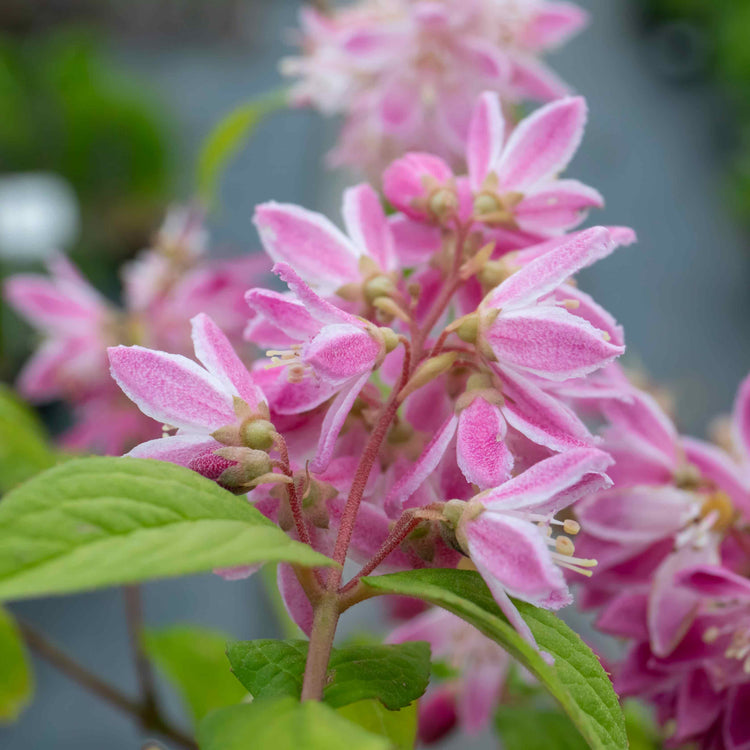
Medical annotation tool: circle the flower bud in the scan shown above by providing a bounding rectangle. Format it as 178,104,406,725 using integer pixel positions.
240,419,276,451
398,351,458,403
383,152,455,223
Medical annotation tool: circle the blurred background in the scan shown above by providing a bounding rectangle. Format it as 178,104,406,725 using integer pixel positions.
1,0,750,748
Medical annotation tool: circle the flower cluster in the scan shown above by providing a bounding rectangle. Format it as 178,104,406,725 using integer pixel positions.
3,207,266,455
106,90,632,677
283,0,588,175
574,375,750,749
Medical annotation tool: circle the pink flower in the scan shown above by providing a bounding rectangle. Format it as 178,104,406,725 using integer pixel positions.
389,608,510,738
108,313,269,487
447,447,612,650
284,0,588,175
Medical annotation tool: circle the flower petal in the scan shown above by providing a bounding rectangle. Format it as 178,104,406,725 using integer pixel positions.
303,323,381,384
508,55,571,101
456,397,513,489
278,563,313,636
499,367,593,451
467,91,505,191
733,373,750,466
487,305,623,381
127,434,223,465
677,565,750,600
514,179,604,234
388,215,441,266
477,446,612,514
108,345,235,431
253,202,360,292
191,313,264,409
245,288,320,341
310,372,371,473
486,226,613,311
466,513,569,608
554,284,624,347
496,96,586,191
342,183,396,271
385,415,458,516
522,3,589,50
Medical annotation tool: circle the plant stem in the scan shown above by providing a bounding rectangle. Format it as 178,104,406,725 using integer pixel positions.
123,586,159,720
275,435,314,548
18,619,197,750
299,593,340,701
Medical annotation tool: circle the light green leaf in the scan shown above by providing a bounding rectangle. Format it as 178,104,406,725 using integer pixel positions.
495,706,588,750
143,625,247,725
338,700,417,750
0,456,336,601
198,697,389,750
0,607,33,722
227,639,430,710
197,90,287,207
624,700,660,750
0,384,56,494
362,569,627,750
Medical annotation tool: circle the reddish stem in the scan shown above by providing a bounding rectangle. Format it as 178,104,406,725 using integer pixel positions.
275,435,313,548
340,514,420,594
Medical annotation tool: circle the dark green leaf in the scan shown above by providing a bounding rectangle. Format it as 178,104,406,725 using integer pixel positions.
198,697,389,750
0,457,335,601
362,569,627,750
0,385,56,495
197,90,286,207
227,639,431,710
338,699,417,750
143,625,247,725
495,706,588,750
0,606,33,722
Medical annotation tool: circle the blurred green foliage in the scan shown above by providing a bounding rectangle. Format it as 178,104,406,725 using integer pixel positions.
638,0,750,223
0,28,173,259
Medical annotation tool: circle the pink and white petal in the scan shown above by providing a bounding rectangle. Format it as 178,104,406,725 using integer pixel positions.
576,486,695,545
508,55,571,102
404,375,453,434
485,226,612,310
378,76,421,133
477,446,612,513
732,373,750,466
457,659,507,735
487,305,623,381
466,513,567,604
456,397,513,489
342,183,396,271
388,215,441,266
677,565,750,600
385,415,458,516
499,367,593,451
554,284,624,347
725,685,750,750
303,324,380,384
274,262,358,326
3,275,103,332
108,345,235,431
467,91,505,191
514,179,604,234
648,544,718,658
496,96,586,191
126,434,222,465
682,437,750,512
17,338,83,400
191,313,264,409
253,367,338,415
245,288,320,341
253,202,359,292
451,36,508,80
310,371,371,473
522,2,589,51
278,563,314,636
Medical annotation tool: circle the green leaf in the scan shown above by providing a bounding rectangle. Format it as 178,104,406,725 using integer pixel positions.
198,696,389,750
624,700,661,750
0,606,33,722
227,639,430,710
0,385,56,495
0,457,336,601
143,625,247,726
196,90,286,207
338,700,417,750
362,569,627,750
495,706,588,750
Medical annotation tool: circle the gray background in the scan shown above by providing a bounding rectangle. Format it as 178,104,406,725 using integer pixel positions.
4,0,750,748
